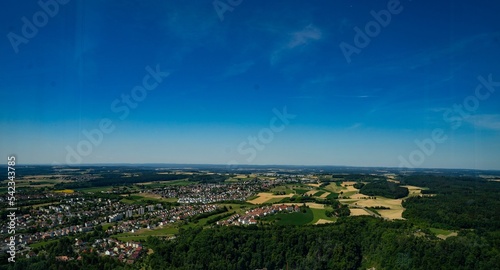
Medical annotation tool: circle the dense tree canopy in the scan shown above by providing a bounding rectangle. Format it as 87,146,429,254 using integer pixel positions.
401,175,500,230
359,180,409,199
142,217,499,270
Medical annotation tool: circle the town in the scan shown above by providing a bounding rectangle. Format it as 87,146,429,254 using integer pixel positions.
0,166,321,264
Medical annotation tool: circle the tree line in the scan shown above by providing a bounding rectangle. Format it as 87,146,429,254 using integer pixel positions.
142,217,499,270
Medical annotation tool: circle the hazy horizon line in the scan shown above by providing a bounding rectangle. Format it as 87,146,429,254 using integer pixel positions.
5,162,500,172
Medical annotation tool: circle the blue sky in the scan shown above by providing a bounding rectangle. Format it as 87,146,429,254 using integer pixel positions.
1,0,500,169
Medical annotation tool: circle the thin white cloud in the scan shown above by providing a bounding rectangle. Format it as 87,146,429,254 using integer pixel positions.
287,24,322,48
465,114,500,131
271,24,323,65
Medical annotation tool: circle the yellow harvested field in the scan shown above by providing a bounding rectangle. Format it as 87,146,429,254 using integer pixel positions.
339,182,359,193
319,192,331,198
378,209,404,220
437,232,458,240
354,198,403,209
342,181,357,186
350,208,371,216
305,190,317,196
307,183,321,187
54,189,74,193
344,185,358,192
340,196,406,220
349,193,367,199
248,192,293,204
402,185,423,195
304,203,325,209
315,219,334,225
322,181,360,193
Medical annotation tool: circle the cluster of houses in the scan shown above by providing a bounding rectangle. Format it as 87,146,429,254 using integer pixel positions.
149,182,262,204
217,204,300,226
43,238,144,265
0,198,161,245
86,238,144,264
2,201,221,250
105,204,220,234
2,221,97,250
1,173,319,254
6,238,145,264
0,197,146,233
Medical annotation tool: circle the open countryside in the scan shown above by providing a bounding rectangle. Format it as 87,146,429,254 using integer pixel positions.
1,165,499,269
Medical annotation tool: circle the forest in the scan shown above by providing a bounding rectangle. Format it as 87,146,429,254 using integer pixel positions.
4,216,498,270
401,175,500,231
359,180,409,199
53,173,228,189
141,217,499,270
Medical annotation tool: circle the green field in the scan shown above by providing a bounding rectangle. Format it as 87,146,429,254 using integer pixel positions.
78,186,114,193
313,191,325,197
30,239,59,249
324,183,346,193
310,208,337,223
120,198,136,204
326,193,339,199
220,203,252,214
429,228,456,236
260,207,337,225
294,189,309,195
102,223,114,230
112,206,242,241
263,208,314,225
265,198,288,204
113,207,239,241
161,197,179,202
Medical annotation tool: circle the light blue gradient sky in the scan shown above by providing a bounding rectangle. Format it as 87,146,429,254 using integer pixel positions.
1,0,500,169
